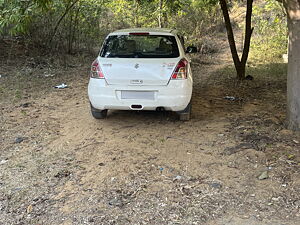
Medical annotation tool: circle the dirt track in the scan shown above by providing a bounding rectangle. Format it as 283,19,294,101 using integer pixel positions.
1,37,300,224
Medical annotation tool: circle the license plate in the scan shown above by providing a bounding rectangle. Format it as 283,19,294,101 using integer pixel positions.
121,91,154,100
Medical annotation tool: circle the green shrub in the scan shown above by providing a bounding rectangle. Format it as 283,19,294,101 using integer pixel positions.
250,0,287,63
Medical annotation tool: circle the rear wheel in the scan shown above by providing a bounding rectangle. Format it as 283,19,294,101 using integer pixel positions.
178,102,191,121
90,104,107,119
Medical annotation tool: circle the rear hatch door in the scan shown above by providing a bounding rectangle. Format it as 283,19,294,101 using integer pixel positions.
99,57,179,86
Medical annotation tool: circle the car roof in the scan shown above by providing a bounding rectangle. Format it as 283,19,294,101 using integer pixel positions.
109,28,178,36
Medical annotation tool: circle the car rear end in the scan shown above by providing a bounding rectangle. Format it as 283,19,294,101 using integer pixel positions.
88,29,192,113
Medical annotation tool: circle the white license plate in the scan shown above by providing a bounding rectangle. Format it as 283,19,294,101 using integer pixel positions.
121,91,154,100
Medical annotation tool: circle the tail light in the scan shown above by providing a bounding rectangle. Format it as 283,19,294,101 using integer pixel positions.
171,58,188,80
90,59,105,79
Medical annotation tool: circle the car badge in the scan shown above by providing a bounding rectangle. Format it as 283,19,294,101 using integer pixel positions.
130,80,143,84
102,64,112,67
134,63,139,69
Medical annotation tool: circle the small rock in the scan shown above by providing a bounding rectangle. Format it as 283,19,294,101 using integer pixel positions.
271,197,280,201
258,171,269,180
210,182,222,189
20,103,30,108
0,159,8,165
15,137,24,144
27,205,33,213
108,197,124,207
293,140,299,144
88,217,95,223
54,170,71,178
12,187,22,191
173,175,182,181
245,75,254,80
98,162,105,166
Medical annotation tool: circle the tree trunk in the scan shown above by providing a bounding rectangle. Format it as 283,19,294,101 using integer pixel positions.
67,11,73,54
241,0,254,66
236,63,246,79
219,0,253,80
219,0,240,70
134,0,140,27
158,0,162,28
287,0,300,130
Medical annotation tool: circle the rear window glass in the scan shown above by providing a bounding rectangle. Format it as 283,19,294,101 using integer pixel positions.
100,35,179,58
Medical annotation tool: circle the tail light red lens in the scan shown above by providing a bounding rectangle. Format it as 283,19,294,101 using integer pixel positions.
171,58,188,80
90,59,105,79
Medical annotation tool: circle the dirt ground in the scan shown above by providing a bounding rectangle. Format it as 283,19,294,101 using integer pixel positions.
1,36,300,225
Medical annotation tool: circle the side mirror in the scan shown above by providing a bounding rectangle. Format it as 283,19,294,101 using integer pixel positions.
186,46,197,53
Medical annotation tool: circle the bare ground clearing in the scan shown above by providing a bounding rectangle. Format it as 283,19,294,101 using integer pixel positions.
0,36,300,225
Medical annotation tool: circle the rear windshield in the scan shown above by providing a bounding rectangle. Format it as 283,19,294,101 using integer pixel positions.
100,35,180,58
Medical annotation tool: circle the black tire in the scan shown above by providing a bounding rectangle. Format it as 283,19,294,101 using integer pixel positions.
90,104,107,119
178,102,191,121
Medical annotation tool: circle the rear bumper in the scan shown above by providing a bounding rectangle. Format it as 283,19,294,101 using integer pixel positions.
88,78,192,111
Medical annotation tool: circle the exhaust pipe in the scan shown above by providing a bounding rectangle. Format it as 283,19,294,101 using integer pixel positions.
131,104,142,110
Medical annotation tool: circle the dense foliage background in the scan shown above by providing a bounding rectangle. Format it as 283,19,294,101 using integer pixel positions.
0,0,287,61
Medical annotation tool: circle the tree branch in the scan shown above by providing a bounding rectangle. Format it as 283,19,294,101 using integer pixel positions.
219,0,241,69
49,0,80,46
241,0,254,65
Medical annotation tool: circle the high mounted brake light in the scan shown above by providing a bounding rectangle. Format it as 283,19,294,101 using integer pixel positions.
90,59,105,79
129,32,149,35
171,58,188,80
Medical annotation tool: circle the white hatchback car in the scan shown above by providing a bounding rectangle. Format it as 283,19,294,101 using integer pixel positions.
88,28,196,120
